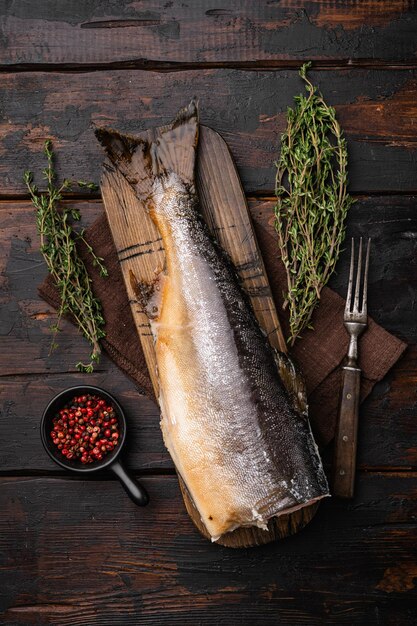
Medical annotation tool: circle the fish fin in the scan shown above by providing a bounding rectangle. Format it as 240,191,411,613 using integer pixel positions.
94,125,147,188
273,350,308,418
95,98,199,202
129,269,165,320
153,98,199,183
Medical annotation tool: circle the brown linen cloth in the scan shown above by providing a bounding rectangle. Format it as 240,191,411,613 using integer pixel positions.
39,213,407,447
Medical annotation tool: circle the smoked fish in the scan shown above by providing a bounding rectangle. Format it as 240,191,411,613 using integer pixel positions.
95,101,329,541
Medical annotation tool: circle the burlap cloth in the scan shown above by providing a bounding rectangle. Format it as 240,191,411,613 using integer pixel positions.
39,212,407,447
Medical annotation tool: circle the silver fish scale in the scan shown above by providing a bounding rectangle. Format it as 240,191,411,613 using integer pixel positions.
153,174,329,536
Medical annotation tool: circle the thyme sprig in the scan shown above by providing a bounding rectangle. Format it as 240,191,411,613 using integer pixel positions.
275,62,354,346
24,140,107,372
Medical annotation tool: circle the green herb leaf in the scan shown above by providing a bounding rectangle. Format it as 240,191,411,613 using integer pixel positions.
78,180,99,192
24,141,107,370
274,64,354,345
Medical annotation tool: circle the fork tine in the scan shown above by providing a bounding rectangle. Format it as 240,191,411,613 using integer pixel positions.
353,237,363,312
345,238,355,314
361,238,371,314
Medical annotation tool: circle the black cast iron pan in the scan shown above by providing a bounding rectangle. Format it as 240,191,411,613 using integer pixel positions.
41,385,149,506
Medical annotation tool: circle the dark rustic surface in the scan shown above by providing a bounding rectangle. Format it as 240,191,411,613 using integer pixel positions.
1,0,416,66
1,69,417,195
1,473,417,625
1,2,417,624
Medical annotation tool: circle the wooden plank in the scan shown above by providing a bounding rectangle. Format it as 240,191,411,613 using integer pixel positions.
1,197,417,471
1,1,416,66
0,473,416,625
100,122,309,547
100,125,286,394
1,69,416,195
97,172,163,395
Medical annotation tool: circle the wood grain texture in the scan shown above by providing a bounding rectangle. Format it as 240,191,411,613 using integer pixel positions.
1,3,417,619
1,1,416,619
100,123,311,547
99,168,164,395
1,69,416,194
332,366,361,498
196,128,286,352
0,473,416,625
1,197,417,473
0,0,416,67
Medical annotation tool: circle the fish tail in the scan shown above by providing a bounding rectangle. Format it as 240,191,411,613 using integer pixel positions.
94,98,199,200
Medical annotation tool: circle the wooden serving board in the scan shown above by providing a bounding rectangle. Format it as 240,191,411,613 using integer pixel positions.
100,125,318,547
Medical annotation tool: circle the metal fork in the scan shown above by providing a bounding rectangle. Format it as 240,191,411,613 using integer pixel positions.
333,237,371,498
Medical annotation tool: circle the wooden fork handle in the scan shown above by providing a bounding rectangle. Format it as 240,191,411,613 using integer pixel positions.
333,366,361,498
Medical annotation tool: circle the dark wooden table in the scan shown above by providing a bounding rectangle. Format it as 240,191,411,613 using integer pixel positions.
1,2,417,624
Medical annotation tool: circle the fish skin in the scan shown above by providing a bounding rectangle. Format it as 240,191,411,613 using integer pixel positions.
96,101,329,540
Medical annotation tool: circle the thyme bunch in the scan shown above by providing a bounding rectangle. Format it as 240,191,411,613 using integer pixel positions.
275,62,354,346
24,140,107,372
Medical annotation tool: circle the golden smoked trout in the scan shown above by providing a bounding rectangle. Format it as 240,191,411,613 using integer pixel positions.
96,101,329,541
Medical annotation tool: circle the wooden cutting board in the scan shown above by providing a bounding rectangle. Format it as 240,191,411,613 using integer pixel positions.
100,124,319,548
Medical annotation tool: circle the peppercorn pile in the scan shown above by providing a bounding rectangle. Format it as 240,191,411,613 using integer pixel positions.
50,394,120,464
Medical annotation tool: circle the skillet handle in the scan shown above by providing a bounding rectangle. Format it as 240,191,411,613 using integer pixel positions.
110,459,149,506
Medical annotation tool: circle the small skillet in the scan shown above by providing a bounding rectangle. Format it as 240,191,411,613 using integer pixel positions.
41,385,149,506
